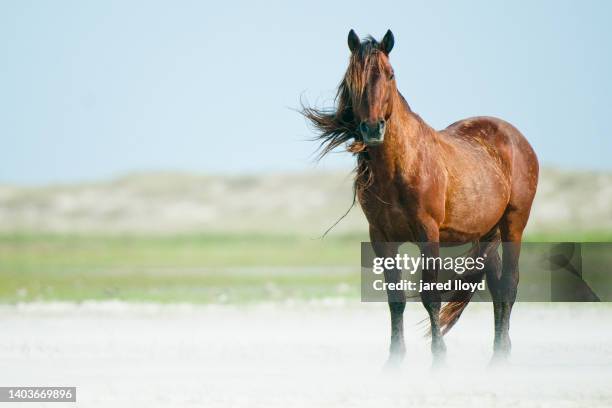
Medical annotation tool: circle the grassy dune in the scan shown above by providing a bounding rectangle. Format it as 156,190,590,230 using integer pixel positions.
1,168,610,303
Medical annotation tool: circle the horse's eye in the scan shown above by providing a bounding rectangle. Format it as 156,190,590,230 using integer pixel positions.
389,72,395,80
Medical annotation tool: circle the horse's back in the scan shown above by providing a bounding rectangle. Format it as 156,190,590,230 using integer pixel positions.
441,116,538,185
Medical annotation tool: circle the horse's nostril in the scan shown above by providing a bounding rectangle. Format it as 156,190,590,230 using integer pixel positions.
379,120,385,128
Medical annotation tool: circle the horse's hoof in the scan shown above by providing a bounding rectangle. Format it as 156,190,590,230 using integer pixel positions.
431,338,447,356
382,354,404,373
431,351,447,370
431,359,446,370
488,352,510,368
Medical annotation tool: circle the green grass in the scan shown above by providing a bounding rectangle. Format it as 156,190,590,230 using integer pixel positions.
0,231,609,304
0,233,365,303
0,232,366,269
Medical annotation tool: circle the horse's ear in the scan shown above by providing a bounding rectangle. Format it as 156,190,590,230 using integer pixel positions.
348,29,360,54
381,30,395,55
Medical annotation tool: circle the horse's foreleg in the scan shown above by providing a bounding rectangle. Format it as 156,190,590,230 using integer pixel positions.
384,267,406,364
370,231,405,366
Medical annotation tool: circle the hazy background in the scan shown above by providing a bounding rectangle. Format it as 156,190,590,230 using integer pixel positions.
1,0,611,184
0,1,611,303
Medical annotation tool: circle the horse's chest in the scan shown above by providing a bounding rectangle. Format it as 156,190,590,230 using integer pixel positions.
357,184,422,240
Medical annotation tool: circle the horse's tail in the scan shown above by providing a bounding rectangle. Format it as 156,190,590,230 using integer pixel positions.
439,231,501,336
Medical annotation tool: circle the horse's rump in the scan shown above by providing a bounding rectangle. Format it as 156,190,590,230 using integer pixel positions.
437,116,533,241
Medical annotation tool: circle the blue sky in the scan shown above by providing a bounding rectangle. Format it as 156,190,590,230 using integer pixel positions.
1,0,610,184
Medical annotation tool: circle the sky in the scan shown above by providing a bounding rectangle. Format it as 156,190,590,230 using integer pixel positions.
1,0,611,184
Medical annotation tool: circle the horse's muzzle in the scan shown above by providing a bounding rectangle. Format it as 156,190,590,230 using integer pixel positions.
359,120,386,146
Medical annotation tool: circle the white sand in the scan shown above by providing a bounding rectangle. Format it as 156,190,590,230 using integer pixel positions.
1,301,611,407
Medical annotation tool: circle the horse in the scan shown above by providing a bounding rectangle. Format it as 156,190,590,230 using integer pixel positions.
303,29,539,365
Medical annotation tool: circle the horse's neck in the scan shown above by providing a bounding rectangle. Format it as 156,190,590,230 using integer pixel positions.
366,94,436,180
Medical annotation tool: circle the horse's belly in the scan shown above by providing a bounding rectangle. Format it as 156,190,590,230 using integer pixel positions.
440,174,510,239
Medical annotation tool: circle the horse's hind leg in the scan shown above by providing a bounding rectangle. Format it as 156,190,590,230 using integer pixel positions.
419,238,446,365
482,232,505,359
489,210,528,361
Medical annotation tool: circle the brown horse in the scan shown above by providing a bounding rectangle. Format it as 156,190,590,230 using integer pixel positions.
303,29,538,365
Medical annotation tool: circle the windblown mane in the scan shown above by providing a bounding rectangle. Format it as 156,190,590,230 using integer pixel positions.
302,36,387,159
301,37,387,236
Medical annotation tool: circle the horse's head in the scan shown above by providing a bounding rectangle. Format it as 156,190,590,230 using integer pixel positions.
301,29,399,157
345,29,396,146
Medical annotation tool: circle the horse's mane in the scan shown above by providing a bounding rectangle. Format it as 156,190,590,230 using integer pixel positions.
302,37,390,236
